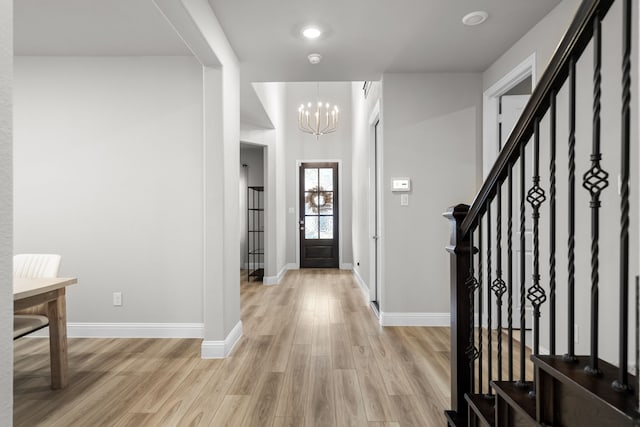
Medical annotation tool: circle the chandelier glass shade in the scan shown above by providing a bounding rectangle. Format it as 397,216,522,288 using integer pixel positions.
297,101,339,138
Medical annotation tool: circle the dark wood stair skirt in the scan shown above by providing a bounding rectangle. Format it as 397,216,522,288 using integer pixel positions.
461,356,640,427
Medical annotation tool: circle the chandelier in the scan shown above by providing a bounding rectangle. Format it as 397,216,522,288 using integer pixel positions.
297,85,339,139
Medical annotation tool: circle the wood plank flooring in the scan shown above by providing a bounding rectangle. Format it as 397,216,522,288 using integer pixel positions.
15,269,455,426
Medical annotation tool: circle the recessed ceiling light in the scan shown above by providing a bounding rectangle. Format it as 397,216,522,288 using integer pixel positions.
462,11,488,26
302,26,322,39
308,53,322,64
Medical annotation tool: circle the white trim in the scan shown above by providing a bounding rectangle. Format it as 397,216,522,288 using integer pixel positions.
295,159,344,269
29,323,204,339
340,263,353,270
201,320,243,359
483,53,536,179
263,263,295,285
368,100,383,308
379,312,450,327
352,269,370,302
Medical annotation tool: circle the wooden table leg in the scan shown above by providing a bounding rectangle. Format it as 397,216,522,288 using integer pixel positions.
47,288,68,389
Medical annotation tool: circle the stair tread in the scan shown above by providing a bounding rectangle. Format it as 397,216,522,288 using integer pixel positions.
533,355,638,420
465,393,495,426
491,380,537,422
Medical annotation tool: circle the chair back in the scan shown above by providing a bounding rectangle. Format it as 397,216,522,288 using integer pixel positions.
14,254,61,278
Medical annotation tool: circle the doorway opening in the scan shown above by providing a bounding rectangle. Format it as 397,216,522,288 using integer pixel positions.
240,143,266,283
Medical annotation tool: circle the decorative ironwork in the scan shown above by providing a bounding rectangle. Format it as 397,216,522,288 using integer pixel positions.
565,57,577,362
526,119,547,359
486,201,493,395
465,231,480,392
583,16,607,376
507,166,514,381
492,187,507,382
518,143,527,387
549,91,557,356
613,0,632,392
477,221,484,394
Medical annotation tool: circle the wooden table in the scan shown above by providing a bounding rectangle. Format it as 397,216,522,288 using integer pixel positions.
14,277,77,389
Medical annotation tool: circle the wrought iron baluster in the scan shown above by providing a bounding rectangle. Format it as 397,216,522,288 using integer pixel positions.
518,144,527,386
465,229,480,392
492,188,507,382
486,201,493,395
582,15,608,376
549,91,557,356
478,221,484,394
508,166,514,381
565,57,577,362
613,0,632,392
527,118,547,359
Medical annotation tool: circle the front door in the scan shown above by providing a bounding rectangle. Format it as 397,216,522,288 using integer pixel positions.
299,162,339,268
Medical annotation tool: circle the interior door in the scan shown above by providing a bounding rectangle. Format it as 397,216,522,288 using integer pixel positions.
299,162,339,268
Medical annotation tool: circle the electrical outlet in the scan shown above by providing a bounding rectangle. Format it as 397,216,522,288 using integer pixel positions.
574,324,579,344
400,194,409,206
113,292,122,307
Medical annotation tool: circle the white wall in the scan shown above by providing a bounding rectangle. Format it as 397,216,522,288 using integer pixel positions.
284,82,353,268
251,82,288,280
381,73,482,316
351,81,382,291
13,56,204,324
0,0,12,422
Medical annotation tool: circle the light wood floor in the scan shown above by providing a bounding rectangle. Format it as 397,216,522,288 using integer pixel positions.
14,269,455,426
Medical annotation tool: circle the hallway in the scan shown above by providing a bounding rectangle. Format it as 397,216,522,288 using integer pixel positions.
14,270,451,426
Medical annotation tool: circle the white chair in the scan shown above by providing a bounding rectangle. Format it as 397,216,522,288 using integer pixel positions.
13,254,62,339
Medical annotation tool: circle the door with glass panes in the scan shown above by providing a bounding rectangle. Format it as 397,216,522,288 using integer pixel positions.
299,162,339,268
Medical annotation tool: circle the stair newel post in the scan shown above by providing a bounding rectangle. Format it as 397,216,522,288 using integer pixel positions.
613,0,632,393
444,204,473,425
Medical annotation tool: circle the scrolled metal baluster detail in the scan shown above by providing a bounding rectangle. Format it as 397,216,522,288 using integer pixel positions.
526,118,547,359
486,202,493,396
613,0,632,393
564,57,577,363
549,91,557,356
465,230,480,392
582,15,608,376
507,166,514,381
491,188,507,382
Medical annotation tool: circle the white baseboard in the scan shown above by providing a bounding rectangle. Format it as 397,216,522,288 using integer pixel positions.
29,322,205,338
352,269,370,302
379,312,450,327
201,320,243,359
340,263,353,270
263,263,296,285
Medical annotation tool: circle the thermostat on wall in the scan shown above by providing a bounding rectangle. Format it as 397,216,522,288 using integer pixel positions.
391,177,411,192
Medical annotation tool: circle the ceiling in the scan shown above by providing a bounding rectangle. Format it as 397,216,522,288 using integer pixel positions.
210,0,562,81
14,0,563,127
14,0,191,56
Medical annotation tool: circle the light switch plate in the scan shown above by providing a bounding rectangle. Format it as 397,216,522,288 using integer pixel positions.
401,194,409,206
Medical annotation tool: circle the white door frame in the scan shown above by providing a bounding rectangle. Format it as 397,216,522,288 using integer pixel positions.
368,100,383,312
483,53,536,179
295,159,344,269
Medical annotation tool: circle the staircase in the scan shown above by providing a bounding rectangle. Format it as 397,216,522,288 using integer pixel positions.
445,0,639,426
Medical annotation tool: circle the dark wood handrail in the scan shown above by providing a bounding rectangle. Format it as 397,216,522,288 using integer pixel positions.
461,0,614,236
